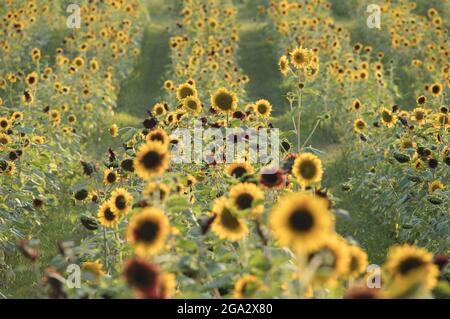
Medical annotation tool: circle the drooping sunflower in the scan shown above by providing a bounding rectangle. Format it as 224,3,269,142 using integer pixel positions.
97,202,121,228
225,162,254,179
211,88,238,114
176,83,197,101
229,183,264,216
0,133,12,149
292,153,323,187
211,197,248,241
290,47,312,69
134,141,170,180
353,119,367,133
278,55,290,76
254,99,272,118
269,192,334,253
147,128,170,146
307,237,350,286
127,207,170,256
380,107,397,128
385,244,439,290
103,168,120,185
233,274,265,299
109,188,133,216
182,96,202,115
346,245,369,278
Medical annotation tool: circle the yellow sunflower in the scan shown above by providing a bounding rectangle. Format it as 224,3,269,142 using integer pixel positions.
428,180,444,194
385,244,439,291
229,183,264,216
233,274,265,298
0,117,11,131
225,162,254,179
254,99,272,118
211,88,238,114
109,188,133,216
127,207,170,256
97,202,121,228
159,273,177,299
380,107,397,128
292,153,323,187
211,197,248,241
269,192,334,253
147,128,170,146
153,103,167,116
176,83,197,101
353,119,367,133
82,260,105,280
103,168,120,185
0,133,12,149
278,55,290,76
182,96,202,115
134,141,170,180
290,47,312,69
346,245,369,278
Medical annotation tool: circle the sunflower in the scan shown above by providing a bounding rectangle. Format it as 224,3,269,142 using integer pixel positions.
147,128,170,146
434,113,449,129
109,124,119,137
225,162,254,179
233,275,264,298
346,245,369,278
307,237,350,286
290,47,312,69
211,197,248,241
211,88,238,114
22,89,34,105
429,82,443,97
416,95,427,105
353,119,367,133
182,96,202,115
127,207,170,256
380,107,397,128
279,55,290,76
25,72,38,87
82,260,105,280
385,245,439,290
123,258,161,299
134,141,170,180
97,202,121,228
103,168,119,185
176,83,197,101
229,183,264,216
0,133,12,149
153,103,167,116
0,117,11,131
350,99,363,112
428,180,444,194
411,107,429,125
109,188,133,216
259,166,286,189
159,273,177,299
269,192,334,253
254,99,272,118
292,153,323,187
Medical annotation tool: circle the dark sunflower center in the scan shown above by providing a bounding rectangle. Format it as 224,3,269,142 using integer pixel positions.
294,53,305,64
382,111,393,122
142,151,162,169
231,166,247,178
415,111,424,120
0,120,7,128
128,263,157,289
135,220,159,243
115,195,127,210
356,121,365,129
398,257,425,275
289,209,314,232
432,85,440,94
299,160,317,179
262,172,279,185
28,76,36,84
187,100,198,110
179,87,194,99
220,208,240,230
150,133,164,143
0,137,8,144
257,104,267,114
107,172,117,183
104,208,116,221
214,92,233,110
235,193,253,210
350,256,359,272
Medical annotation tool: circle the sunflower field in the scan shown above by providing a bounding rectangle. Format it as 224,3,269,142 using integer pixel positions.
0,0,449,300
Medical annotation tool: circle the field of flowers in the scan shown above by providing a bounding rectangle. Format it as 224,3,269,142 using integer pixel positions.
0,0,448,299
